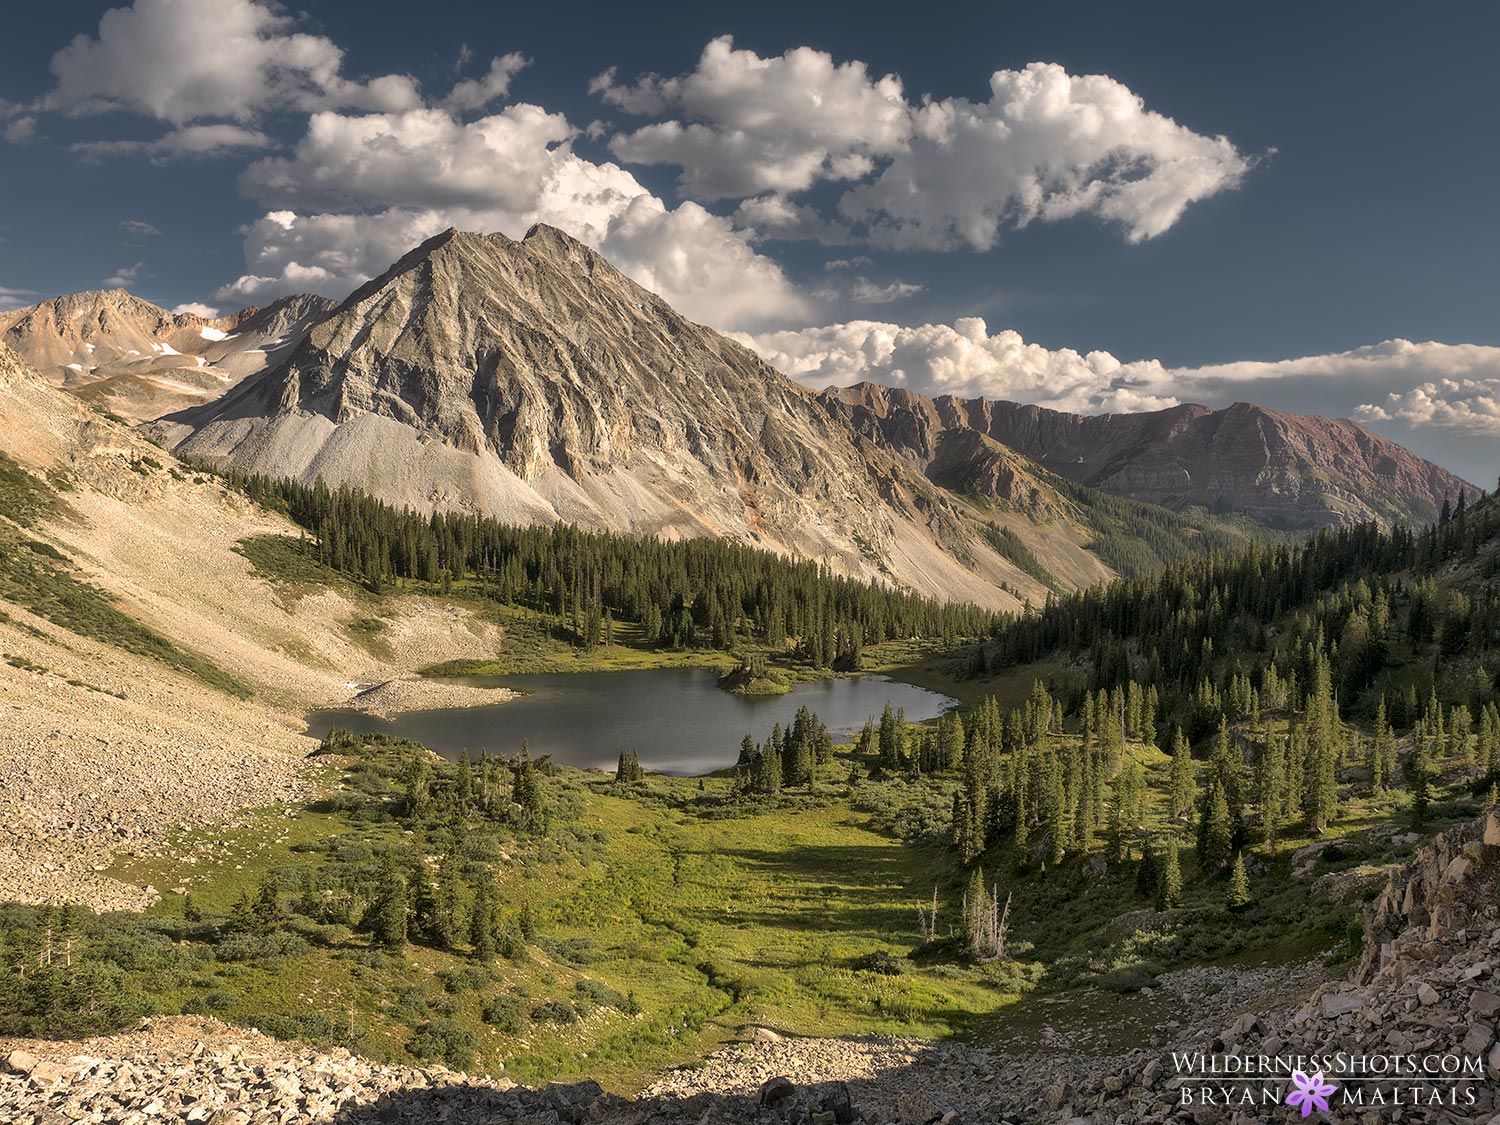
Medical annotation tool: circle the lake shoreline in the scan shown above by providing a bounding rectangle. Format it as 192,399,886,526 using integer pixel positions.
309,666,958,776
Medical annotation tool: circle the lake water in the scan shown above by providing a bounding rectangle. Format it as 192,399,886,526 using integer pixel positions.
308,668,956,775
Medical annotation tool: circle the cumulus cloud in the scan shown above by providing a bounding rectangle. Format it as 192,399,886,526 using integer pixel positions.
239,106,585,213
42,0,420,125
76,124,274,162
839,63,1251,250
218,105,809,330
1356,379,1500,435
171,301,221,318
103,262,145,289
596,47,1250,249
0,286,38,312
4,117,36,143
596,36,911,199
443,53,530,112
738,317,1174,413
847,279,924,304
738,323,1500,439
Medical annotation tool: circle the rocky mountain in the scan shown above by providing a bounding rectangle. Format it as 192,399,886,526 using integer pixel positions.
823,385,1471,531
0,290,336,422
148,226,1122,608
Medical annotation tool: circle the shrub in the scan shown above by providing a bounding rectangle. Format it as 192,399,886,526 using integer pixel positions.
181,990,237,1014
482,995,525,1033
852,951,910,976
408,1020,477,1070
530,999,579,1025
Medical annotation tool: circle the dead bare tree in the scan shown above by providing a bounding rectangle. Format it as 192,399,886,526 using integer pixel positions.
916,886,940,943
962,882,1011,962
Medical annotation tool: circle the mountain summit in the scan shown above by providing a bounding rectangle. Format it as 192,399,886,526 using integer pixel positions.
151,226,1100,607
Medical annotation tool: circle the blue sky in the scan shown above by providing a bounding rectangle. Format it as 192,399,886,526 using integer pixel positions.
2,0,1498,483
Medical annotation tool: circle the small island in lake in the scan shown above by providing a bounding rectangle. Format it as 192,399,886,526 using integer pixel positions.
718,654,793,696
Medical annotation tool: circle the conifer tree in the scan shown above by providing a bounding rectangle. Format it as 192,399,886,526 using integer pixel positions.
370,857,408,951
1227,851,1252,910
1168,729,1196,820
1408,724,1432,828
1157,836,1183,909
1201,784,1234,872
469,879,498,961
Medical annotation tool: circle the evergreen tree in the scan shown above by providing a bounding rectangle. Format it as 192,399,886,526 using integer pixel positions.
1200,785,1234,873
1157,836,1183,909
1227,852,1252,910
469,879,498,960
370,857,408,951
1168,729,1196,820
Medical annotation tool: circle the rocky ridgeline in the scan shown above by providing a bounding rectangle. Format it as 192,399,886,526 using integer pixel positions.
9,815,1500,1124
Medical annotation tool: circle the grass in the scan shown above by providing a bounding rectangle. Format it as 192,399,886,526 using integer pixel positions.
0,455,250,698
71,750,1030,1090
0,452,61,529
237,534,369,597
0,534,252,699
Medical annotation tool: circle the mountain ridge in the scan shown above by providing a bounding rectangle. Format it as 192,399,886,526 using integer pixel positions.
150,224,1099,609
0,289,337,422
824,382,1473,530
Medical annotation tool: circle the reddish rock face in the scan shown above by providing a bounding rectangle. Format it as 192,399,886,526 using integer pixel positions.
823,384,1472,531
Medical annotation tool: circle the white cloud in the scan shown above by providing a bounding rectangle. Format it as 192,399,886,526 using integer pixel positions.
76,123,274,161
43,0,420,125
0,286,38,312
838,63,1251,250
443,53,530,112
103,262,145,289
119,219,162,237
239,106,585,213
1166,338,1500,389
732,193,853,244
171,301,221,318
596,36,911,200
4,117,36,143
739,323,1500,439
219,107,809,330
848,278,923,304
595,47,1250,250
738,317,1174,413
1355,380,1500,435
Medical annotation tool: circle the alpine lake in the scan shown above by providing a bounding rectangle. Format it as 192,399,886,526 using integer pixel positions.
309,667,957,774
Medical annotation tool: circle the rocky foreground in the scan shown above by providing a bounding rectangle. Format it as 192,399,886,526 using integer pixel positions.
9,815,1500,1124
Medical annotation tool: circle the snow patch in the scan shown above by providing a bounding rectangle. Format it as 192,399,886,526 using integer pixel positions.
199,326,232,342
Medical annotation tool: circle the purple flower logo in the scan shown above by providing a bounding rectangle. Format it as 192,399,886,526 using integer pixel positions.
1286,1071,1338,1117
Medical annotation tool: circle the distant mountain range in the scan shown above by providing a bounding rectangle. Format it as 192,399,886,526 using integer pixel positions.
820,384,1467,531
0,227,1474,606
0,290,336,422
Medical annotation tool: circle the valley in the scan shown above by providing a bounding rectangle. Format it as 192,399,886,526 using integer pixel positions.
0,234,1496,1123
